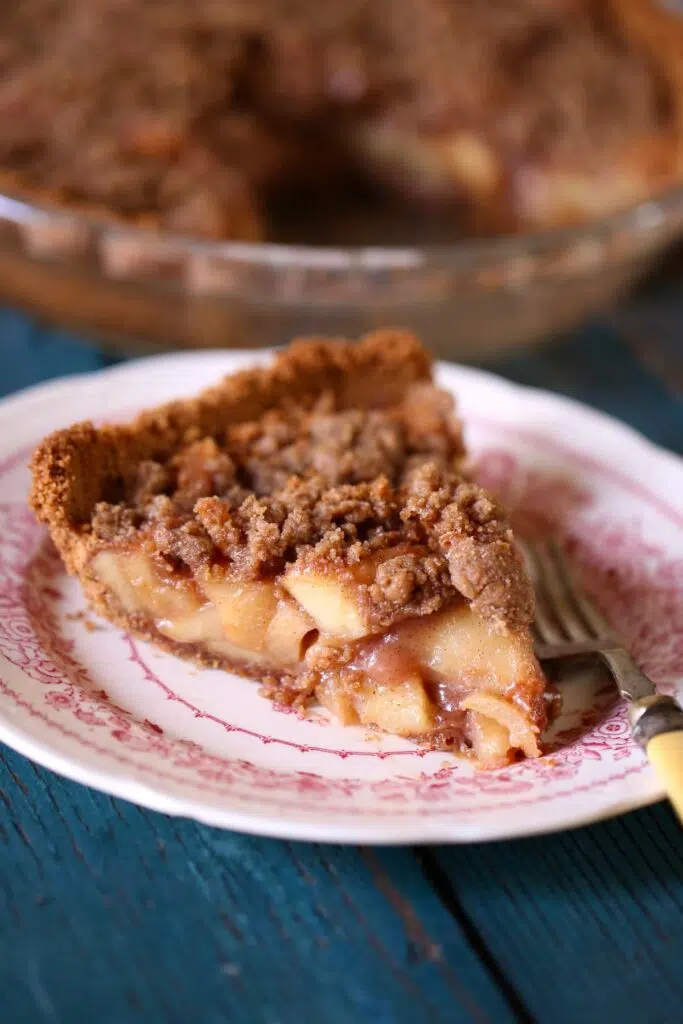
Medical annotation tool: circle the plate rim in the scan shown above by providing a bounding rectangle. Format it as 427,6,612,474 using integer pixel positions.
0,706,663,844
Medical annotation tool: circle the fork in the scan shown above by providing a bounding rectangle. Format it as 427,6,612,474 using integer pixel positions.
520,538,683,822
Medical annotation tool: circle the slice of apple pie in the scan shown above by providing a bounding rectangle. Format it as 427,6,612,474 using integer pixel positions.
31,331,551,768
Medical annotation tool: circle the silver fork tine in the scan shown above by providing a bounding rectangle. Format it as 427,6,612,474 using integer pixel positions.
547,539,614,638
532,540,593,642
525,540,683,826
517,539,566,645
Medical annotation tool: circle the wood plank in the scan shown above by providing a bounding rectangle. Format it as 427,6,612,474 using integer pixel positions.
0,747,516,1024
428,803,683,1023
609,303,683,397
490,325,683,456
0,311,116,399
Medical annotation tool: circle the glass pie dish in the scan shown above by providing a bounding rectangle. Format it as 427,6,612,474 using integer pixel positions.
0,181,682,360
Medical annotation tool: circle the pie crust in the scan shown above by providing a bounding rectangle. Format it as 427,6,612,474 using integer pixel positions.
31,331,551,767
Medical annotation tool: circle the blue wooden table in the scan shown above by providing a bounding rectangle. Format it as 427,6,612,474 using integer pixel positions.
0,291,682,1024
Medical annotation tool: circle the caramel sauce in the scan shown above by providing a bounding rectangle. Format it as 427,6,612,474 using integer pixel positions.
349,634,422,688
347,633,469,735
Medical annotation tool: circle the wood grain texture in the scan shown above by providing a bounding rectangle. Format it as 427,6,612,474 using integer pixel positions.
428,803,683,1023
0,748,514,1024
495,322,683,456
609,303,683,397
0,307,682,1024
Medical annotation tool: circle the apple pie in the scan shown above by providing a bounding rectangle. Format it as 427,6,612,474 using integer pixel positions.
349,0,683,232
30,331,551,768
2,1,683,239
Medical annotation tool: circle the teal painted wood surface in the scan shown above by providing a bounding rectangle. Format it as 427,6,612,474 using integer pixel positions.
0,304,681,1024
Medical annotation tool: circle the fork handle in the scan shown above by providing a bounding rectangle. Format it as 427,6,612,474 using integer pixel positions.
630,695,683,823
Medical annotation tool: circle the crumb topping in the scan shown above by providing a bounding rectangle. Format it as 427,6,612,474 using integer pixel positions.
87,401,530,630
30,331,533,633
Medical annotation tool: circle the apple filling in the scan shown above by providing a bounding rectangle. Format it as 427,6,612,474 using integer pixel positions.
353,122,660,231
93,548,544,767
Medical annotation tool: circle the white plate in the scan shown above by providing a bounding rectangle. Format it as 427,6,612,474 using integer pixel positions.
0,351,681,843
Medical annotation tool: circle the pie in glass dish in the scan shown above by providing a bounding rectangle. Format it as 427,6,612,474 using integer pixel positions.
1,0,682,240
30,332,551,768
348,0,683,232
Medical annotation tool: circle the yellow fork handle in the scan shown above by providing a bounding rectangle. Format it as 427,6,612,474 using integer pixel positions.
630,695,683,824
646,732,683,823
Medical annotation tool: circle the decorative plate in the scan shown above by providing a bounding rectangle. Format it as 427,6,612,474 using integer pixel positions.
0,352,680,843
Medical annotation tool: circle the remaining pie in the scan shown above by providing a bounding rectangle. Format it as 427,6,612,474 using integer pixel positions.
30,331,551,768
348,0,683,232
1,1,683,240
